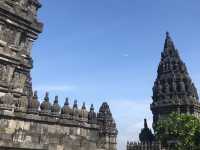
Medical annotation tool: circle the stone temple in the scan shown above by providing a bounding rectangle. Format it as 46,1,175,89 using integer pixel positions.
127,33,200,150
151,32,200,128
0,0,117,150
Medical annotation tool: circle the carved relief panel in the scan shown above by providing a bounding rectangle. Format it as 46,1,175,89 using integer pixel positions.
19,35,34,63
27,0,38,16
15,96,28,112
0,64,8,82
0,23,22,47
19,35,33,57
26,39,33,56
0,23,7,45
18,0,28,8
23,73,32,97
13,128,26,143
0,64,15,84
11,71,27,93
0,24,4,42
4,26,16,45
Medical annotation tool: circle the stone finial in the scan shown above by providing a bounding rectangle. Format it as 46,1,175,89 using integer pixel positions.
88,104,97,124
72,100,79,120
54,96,58,103
73,100,78,109
139,119,154,143
44,92,49,101
27,90,40,114
64,97,69,105
61,97,72,117
33,91,38,99
165,31,173,42
144,119,148,128
79,102,88,122
166,31,170,38
164,31,176,57
82,102,86,110
51,96,61,115
90,104,94,111
40,92,52,115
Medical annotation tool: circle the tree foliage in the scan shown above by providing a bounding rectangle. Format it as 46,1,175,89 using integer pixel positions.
155,113,200,150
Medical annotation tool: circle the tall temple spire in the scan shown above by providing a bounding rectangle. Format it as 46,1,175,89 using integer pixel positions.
162,32,180,60
151,32,200,128
139,119,154,143
144,119,148,129
164,32,175,50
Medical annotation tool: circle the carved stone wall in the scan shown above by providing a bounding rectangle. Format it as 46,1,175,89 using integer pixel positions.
127,142,163,150
0,0,42,104
1,117,84,149
0,105,117,150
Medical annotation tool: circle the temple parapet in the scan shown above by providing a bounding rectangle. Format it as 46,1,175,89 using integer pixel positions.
0,91,117,129
127,141,162,150
0,92,117,150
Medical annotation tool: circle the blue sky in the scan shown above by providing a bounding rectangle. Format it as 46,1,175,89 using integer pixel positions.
32,1,200,149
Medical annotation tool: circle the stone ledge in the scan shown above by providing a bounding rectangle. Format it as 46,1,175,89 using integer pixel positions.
0,4,43,33
0,141,48,150
0,110,100,130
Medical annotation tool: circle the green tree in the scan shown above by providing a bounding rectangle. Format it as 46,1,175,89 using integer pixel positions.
155,113,200,150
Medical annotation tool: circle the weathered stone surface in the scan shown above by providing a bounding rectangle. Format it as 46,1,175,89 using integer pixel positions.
0,1,117,150
0,112,99,150
151,32,200,128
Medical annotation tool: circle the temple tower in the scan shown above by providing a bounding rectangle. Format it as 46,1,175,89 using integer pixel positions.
151,32,200,128
97,102,118,150
0,0,43,111
139,119,154,143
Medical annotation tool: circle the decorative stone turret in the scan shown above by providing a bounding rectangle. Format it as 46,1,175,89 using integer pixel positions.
88,104,97,124
127,119,157,150
61,97,72,119
151,32,200,128
97,102,118,150
0,92,14,110
27,91,40,114
40,92,52,115
79,102,88,122
72,99,79,120
97,102,117,136
139,119,154,143
51,96,61,116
